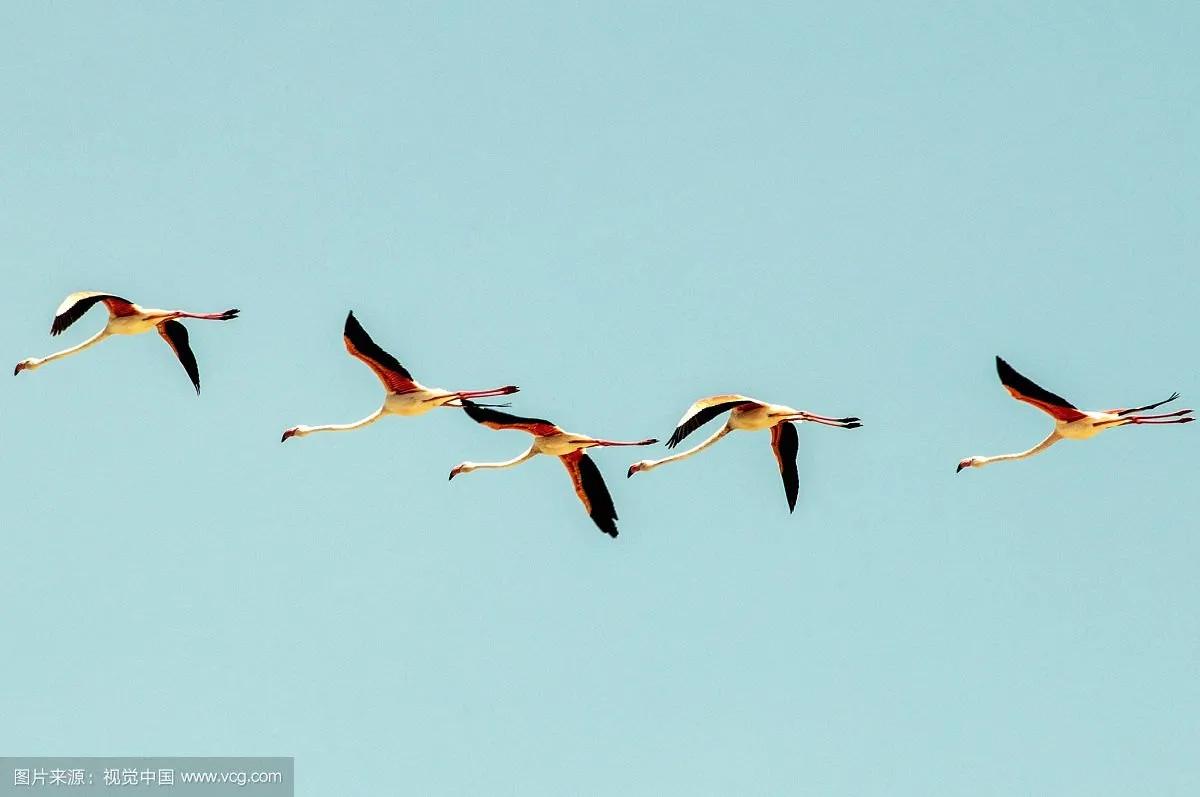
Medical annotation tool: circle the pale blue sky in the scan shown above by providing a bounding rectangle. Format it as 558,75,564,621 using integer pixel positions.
2,2,1198,795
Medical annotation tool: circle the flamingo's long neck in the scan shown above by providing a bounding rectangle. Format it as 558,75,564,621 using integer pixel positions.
640,425,732,471
304,407,386,435
463,446,538,473
34,330,110,367
976,431,1061,467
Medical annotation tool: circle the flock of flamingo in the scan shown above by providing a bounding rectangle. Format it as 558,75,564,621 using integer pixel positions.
14,291,1194,537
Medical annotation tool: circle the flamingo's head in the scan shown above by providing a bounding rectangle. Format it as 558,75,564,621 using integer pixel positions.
627,461,652,478
281,426,307,442
956,457,983,473
13,359,37,375
448,463,471,481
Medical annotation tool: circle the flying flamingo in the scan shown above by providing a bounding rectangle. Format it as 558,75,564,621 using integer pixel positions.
14,291,239,393
956,356,1193,473
626,395,861,512
281,312,519,442
448,401,658,538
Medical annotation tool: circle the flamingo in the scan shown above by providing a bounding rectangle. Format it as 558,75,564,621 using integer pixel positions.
13,291,238,393
281,312,519,442
956,356,1193,472
448,401,658,538
626,395,861,513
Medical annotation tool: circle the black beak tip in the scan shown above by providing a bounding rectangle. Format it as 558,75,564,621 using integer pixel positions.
956,463,966,473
